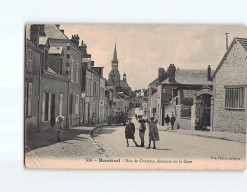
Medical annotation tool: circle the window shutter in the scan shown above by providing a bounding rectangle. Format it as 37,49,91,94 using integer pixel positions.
28,83,32,115
48,93,51,120
42,93,45,122
59,94,63,115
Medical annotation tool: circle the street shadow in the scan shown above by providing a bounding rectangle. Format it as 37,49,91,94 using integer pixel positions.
156,148,171,151
25,128,91,151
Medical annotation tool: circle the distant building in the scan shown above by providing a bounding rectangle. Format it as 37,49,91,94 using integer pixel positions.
108,42,132,96
212,37,247,134
156,64,214,130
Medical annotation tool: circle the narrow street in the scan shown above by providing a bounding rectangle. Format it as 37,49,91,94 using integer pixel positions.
27,108,246,162
92,108,246,160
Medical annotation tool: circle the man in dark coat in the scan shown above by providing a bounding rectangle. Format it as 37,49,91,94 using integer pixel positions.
164,114,170,130
170,114,176,130
125,118,139,147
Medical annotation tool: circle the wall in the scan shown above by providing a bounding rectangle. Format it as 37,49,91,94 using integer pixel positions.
39,72,68,131
213,40,247,133
25,43,42,132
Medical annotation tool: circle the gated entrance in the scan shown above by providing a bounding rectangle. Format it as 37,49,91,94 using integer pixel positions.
196,94,212,131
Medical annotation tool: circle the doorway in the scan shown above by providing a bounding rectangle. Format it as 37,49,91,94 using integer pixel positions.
196,94,211,131
50,94,55,127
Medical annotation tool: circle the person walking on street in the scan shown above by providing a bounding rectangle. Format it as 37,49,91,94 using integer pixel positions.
138,118,146,147
164,114,170,130
171,114,176,130
125,118,139,147
56,115,64,142
146,117,159,149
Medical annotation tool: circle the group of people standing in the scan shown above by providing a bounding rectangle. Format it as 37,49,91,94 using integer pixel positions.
125,116,159,149
164,114,176,130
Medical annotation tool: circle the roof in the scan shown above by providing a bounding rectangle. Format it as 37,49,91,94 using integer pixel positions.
112,42,118,63
49,47,63,55
44,25,68,40
26,24,68,40
236,37,247,51
120,80,130,89
161,69,214,85
39,36,48,45
148,78,159,88
213,37,247,77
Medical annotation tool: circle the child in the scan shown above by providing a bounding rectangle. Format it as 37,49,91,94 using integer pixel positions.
138,119,146,147
56,115,64,142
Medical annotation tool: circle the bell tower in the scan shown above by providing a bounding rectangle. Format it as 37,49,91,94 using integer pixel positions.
108,42,120,86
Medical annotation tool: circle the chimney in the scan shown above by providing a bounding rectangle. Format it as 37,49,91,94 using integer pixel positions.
225,33,229,50
123,73,126,82
30,25,39,47
207,65,212,81
60,29,64,33
158,68,165,83
79,40,87,54
70,34,80,47
168,64,176,83
55,24,60,28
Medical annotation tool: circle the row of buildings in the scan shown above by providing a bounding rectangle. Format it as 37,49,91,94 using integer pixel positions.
25,24,133,132
147,37,247,134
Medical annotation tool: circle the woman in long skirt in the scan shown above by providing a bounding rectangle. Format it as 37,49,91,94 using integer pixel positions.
147,117,159,149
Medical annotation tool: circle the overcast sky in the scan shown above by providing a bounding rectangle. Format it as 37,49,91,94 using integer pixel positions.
60,25,247,90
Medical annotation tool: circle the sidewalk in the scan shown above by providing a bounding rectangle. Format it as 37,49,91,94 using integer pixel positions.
158,125,246,143
25,123,108,152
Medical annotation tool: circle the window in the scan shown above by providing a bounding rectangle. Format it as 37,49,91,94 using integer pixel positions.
76,62,79,84
25,82,32,116
42,93,49,121
67,46,70,50
94,81,96,96
66,54,70,59
66,71,69,76
59,94,63,115
225,87,245,109
75,94,79,116
66,62,70,67
181,105,191,118
59,58,63,75
26,48,33,72
44,50,48,70
71,60,74,82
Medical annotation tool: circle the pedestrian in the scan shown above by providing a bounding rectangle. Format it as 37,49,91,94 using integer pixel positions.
146,117,159,149
125,118,139,147
171,114,176,130
56,115,64,142
135,114,137,120
138,118,146,147
91,112,95,125
164,114,170,130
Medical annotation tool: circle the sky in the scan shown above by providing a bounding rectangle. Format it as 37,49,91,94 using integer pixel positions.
60,25,247,90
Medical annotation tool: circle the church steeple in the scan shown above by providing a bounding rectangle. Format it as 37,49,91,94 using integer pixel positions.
112,42,118,64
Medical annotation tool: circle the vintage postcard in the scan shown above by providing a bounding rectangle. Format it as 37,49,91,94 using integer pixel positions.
25,24,246,170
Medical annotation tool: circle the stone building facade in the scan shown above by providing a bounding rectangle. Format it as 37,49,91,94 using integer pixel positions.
212,37,247,133
25,38,43,132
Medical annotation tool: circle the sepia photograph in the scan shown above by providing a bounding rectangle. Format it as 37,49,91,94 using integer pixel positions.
24,24,246,170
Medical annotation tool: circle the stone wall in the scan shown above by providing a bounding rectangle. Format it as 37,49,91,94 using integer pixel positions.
213,40,247,133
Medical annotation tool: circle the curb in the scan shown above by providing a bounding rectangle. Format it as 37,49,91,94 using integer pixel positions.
159,129,246,143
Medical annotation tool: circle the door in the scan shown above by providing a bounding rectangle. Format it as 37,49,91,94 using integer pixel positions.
50,94,55,127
